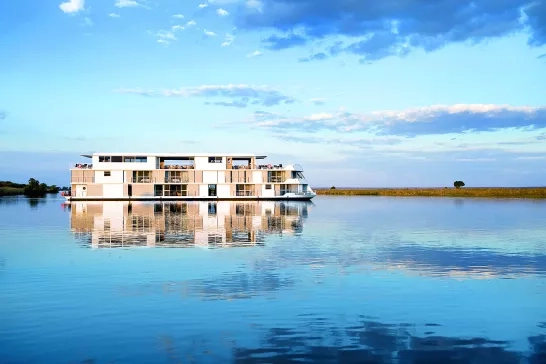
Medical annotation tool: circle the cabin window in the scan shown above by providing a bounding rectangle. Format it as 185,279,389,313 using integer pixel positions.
111,156,123,162
123,156,135,163
133,171,152,183
208,157,222,163
136,156,147,163
99,156,111,162
104,171,111,177
265,184,272,190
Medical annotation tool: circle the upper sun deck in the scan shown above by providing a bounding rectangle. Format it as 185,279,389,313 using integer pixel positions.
71,153,304,171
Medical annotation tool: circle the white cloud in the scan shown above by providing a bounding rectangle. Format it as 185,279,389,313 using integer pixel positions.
59,0,85,13
221,33,235,47
81,17,94,27
109,13,120,18
114,84,296,107
115,0,141,8
172,25,185,31
173,14,185,18
247,50,263,57
243,104,546,137
216,8,229,16
156,30,177,45
186,20,197,27
204,29,217,37
309,97,327,105
157,31,176,40
245,0,263,11
198,3,209,8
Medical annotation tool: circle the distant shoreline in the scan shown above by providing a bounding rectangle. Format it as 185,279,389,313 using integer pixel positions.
315,187,546,199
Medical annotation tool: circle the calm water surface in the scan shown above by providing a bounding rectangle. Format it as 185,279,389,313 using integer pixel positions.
0,196,545,363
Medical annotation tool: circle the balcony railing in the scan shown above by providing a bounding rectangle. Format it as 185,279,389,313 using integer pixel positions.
227,178,252,183
160,190,198,197
161,165,195,170
130,177,156,183
73,163,93,169
267,177,285,183
236,191,254,196
257,164,284,170
164,177,190,183
71,177,95,183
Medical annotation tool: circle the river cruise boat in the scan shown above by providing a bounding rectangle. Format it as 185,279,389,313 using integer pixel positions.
64,152,316,201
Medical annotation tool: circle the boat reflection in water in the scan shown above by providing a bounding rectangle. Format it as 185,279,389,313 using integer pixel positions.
68,200,311,249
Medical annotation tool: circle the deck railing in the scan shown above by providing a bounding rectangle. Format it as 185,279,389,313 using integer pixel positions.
227,178,252,183
71,177,95,183
130,178,156,183
73,164,93,169
236,191,254,196
164,177,190,183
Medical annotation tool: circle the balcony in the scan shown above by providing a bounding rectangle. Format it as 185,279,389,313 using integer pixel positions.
257,164,284,170
71,177,95,183
130,177,156,183
228,177,252,183
161,190,198,197
235,190,254,196
267,177,285,183
161,164,195,170
164,177,190,183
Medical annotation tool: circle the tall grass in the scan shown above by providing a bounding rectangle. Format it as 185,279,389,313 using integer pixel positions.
316,187,546,199
0,187,24,196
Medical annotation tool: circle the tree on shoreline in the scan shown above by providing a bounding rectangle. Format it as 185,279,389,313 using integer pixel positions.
23,178,48,198
454,181,465,189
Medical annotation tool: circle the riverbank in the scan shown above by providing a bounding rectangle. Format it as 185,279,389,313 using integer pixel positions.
0,186,24,196
0,180,61,197
315,187,546,199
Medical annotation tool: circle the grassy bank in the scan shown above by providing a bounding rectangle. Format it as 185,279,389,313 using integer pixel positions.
316,187,546,199
0,186,25,196
0,180,60,197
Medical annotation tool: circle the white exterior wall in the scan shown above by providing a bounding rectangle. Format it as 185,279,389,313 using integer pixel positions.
103,184,124,198
199,184,209,197
194,156,227,171
217,184,231,198
217,171,226,183
94,170,124,184
261,185,275,198
203,171,218,184
252,171,263,184
91,156,156,171
75,185,87,197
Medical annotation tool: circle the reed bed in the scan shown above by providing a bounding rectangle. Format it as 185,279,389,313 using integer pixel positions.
0,187,24,197
315,187,546,199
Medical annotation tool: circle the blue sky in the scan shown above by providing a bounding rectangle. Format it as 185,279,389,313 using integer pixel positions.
1,0,546,187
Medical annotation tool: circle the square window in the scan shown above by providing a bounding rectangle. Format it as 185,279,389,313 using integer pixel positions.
265,184,271,189
104,171,111,177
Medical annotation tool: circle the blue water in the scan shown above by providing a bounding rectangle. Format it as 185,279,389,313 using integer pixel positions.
0,195,545,363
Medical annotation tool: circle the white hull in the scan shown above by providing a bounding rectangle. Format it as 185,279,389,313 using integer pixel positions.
64,192,316,201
